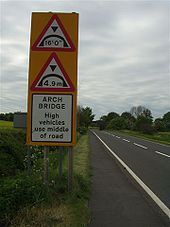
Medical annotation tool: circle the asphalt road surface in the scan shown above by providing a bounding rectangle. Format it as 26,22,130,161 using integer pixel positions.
89,129,170,226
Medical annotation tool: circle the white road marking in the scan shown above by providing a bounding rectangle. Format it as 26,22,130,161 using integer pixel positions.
92,131,170,219
133,143,148,150
116,136,120,139
123,139,130,143
155,151,170,158
128,136,170,148
112,135,115,137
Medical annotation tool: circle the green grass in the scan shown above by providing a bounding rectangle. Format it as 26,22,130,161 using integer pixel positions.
10,134,91,227
0,120,13,128
115,130,170,145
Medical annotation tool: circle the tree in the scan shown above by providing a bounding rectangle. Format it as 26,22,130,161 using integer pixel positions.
163,112,170,131
154,118,166,132
77,106,95,133
99,115,107,130
107,116,127,130
121,112,136,130
135,116,154,134
106,112,119,123
0,113,14,121
130,106,152,119
99,112,119,130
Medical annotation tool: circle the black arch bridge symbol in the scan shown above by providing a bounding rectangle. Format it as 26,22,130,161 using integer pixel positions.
39,35,68,47
38,74,68,87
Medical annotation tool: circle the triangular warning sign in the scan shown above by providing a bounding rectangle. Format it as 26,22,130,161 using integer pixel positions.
30,53,75,92
32,15,75,51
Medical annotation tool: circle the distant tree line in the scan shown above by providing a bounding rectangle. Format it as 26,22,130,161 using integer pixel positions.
1,106,169,135
0,113,14,122
98,106,170,134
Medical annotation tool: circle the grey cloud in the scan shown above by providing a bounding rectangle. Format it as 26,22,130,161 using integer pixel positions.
0,1,169,119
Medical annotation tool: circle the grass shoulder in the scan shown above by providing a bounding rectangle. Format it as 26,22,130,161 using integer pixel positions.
112,130,170,146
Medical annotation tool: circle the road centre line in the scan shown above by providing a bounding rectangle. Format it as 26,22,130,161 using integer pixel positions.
133,143,148,150
123,138,130,143
92,131,170,219
116,136,120,139
155,151,170,158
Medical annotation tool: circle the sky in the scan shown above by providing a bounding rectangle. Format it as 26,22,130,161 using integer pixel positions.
0,0,170,120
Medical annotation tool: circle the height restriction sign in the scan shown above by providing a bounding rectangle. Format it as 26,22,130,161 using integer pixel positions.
26,12,79,146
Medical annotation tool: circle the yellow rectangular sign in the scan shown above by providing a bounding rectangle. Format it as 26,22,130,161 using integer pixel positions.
26,12,78,146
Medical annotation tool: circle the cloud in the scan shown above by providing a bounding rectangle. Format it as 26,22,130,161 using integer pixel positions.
0,1,169,119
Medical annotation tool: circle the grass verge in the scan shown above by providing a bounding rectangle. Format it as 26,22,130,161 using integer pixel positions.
115,130,170,145
10,134,91,227
0,120,13,128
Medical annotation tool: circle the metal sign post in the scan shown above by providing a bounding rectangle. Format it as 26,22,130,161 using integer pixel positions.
68,147,73,192
43,146,49,186
58,147,63,178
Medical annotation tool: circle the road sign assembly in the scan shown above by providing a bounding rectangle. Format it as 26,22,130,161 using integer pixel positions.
27,12,78,146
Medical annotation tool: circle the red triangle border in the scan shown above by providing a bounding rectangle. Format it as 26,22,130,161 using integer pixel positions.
30,53,75,92
32,15,76,52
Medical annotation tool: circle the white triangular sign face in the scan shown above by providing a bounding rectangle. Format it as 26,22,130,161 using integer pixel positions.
36,58,69,88
32,15,75,51
31,53,75,92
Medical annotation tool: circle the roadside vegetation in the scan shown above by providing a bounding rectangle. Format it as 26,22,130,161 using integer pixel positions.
0,106,94,227
98,106,170,145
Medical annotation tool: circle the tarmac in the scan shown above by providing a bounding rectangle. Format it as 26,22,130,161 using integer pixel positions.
88,131,169,227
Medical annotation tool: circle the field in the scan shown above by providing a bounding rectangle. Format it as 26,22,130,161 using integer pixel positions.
0,120,13,128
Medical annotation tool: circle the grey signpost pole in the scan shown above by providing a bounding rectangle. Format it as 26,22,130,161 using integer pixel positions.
68,147,73,192
44,146,49,186
58,147,63,178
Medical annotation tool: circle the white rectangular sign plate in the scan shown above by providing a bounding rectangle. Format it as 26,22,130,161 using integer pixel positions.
31,94,73,143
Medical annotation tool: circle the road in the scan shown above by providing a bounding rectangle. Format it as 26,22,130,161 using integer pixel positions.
89,129,170,225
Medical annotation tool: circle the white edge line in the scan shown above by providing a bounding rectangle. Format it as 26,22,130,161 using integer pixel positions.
92,131,170,219
155,151,170,158
133,143,148,150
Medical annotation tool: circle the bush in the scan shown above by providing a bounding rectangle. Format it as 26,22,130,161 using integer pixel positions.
0,129,27,177
107,117,128,130
77,126,88,135
135,116,155,134
0,173,47,225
